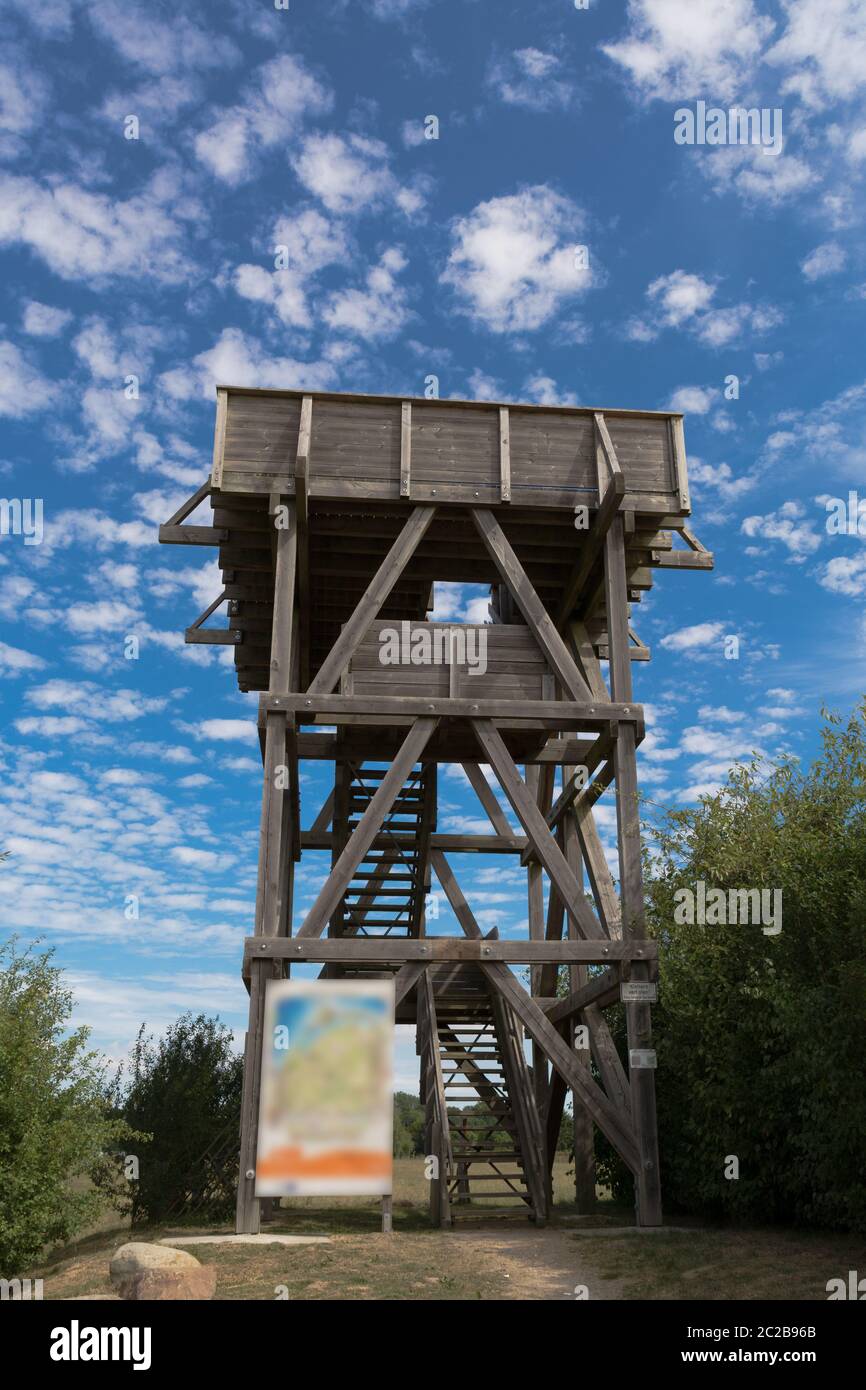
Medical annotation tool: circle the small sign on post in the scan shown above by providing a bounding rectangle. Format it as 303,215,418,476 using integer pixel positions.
629,1048,657,1070
620,981,658,1004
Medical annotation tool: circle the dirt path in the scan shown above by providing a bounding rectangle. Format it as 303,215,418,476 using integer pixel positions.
447,1225,626,1301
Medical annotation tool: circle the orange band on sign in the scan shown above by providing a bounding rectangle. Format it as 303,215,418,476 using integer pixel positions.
257,1146,392,1179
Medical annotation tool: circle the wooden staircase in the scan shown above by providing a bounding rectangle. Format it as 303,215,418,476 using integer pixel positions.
336,762,434,941
330,763,550,1226
418,964,548,1225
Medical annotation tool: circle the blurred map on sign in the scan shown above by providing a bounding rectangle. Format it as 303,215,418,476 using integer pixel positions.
256,978,395,1197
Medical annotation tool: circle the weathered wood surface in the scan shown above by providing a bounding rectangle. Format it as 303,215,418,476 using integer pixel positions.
215,388,685,512
155,383,715,1234
244,936,656,966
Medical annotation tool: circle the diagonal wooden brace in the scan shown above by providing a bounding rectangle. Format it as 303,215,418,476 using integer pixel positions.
471,718,606,942
470,508,592,702
297,717,438,937
308,505,437,695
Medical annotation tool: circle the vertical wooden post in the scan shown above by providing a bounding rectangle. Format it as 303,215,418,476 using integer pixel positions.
456,1114,470,1204
525,765,547,1120
562,793,597,1212
236,502,297,1235
603,511,662,1226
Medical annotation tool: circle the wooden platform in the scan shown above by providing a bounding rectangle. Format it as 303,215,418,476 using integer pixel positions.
161,389,711,694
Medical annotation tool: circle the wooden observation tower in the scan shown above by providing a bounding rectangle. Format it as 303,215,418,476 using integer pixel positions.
160,387,711,1233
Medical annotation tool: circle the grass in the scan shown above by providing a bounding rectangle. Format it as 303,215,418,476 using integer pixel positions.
571,1226,866,1301
26,1156,866,1301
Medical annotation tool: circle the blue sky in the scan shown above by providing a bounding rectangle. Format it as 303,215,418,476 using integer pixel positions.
1,0,865,1084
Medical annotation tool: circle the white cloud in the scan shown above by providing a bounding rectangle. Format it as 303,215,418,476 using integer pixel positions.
14,716,91,737
194,56,331,185
191,719,256,742
232,209,350,329
765,0,866,109
170,845,221,869
697,704,743,723
0,340,58,417
759,380,866,479
441,186,595,333
602,0,772,102
22,300,72,338
741,500,822,562
641,270,782,347
292,132,421,216
0,641,47,677
0,172,191,285
659,621,726,652
466,368,504,401
819,554,866,597
323,248,410,341
667,385,718,414
101,75,204,129
800,241,847,281
649,269,715,325
487,48,573,111
688,457,756,500
522,373,578,406
40,507,155,553
0,59,50,154
159,328,339,401
25,678,166,721
702,145,817,206
65,601,141,635
90,0,240,75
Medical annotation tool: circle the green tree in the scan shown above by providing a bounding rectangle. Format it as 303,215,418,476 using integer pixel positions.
0,938,138,1273
393,1091,424,1156
598,703,866,1232
110,1013,243,1225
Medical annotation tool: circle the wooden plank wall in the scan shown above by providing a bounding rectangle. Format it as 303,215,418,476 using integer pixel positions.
216,391,682,511
347,620,552,700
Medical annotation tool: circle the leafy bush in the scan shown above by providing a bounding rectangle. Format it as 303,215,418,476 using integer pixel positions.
598,703,866,1232
109,1013,243,1225
0,938,137,1273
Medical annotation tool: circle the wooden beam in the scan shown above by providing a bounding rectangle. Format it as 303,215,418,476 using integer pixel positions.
555,479,625,632
308,789,334,835
481,963,640,1175
245,937,653,965
499,407,511,502
604,510,662,1225
296,717,438,937
301,830,527,853
472,719,606,942
269,505,297,694
394,960,428,1005
162,479,212,528
307,505,437,695
470,508,592,702
294,732,596,765
460,761,513,838
400,401,412,497
160,524,225,545
563,803,597,1211
429,844,637,1176
545,968,619,1025
267,692,642,733
569,620,609,700
294,399,312,688
574,796,622,939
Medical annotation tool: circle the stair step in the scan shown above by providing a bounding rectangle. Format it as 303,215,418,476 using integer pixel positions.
354,867,419,878
452,1152,525,1162
451,1191,532,1201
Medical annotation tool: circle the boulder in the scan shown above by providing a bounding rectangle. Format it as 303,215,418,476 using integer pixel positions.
109,1242,216,1301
